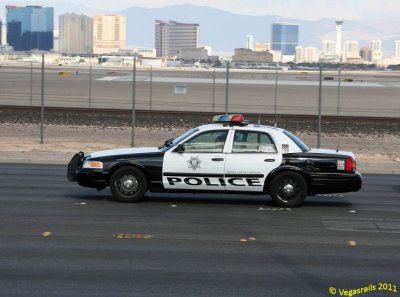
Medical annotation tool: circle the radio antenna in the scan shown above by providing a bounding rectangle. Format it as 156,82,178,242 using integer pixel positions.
274,114,280,128
336,135,341,153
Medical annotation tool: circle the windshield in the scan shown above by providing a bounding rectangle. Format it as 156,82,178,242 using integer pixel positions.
160,128,200,150
283,130,310,152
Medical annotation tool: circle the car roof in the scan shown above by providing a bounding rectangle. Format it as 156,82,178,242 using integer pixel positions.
197,123,285,133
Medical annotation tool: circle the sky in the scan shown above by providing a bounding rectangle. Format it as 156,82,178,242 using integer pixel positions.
32,0,400,20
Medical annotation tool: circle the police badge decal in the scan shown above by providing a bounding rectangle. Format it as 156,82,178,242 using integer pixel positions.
187,156,201,171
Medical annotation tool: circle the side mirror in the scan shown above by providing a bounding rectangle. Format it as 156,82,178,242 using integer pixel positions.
175,144,185,153
164,139,174,147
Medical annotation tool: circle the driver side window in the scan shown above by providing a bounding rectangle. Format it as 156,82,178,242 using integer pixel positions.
182,130,228,153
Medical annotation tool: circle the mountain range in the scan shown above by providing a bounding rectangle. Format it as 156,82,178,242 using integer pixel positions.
1,2,399,56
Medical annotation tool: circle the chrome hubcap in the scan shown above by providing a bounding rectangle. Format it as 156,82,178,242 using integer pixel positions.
118,174,139,194
283,184,294,195
122,179,135,191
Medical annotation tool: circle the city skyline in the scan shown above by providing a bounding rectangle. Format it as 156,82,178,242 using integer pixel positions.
3,6,395,61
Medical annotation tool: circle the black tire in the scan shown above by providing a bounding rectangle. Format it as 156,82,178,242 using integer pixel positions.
270,171,307,207
110,167,148,202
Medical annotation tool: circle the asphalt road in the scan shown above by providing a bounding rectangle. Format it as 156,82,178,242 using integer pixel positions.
1,163,400,297
0,64,400,117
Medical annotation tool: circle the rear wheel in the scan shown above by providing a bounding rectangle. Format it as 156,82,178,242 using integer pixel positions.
270,171,307,207
110,167,148,202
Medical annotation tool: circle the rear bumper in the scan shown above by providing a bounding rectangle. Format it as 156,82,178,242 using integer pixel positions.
309,172,362,195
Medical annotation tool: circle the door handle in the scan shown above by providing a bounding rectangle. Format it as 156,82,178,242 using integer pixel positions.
211,158,224,162
264,159,275,162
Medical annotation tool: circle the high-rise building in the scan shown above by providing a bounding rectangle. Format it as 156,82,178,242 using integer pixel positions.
155,20,199,57
6,5,54,51
343,40,359,62
246,35,254,51
93,15,126,54
0,19,2,46
370,40,382,53
395,40,400,58
60,13,93,54
335,20,343,58
321,40,335,54
271,22,299,55
295,46,318,63
359,46,372,62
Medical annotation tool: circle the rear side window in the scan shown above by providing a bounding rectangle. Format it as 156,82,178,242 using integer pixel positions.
283,130,310,152
232,131,277,153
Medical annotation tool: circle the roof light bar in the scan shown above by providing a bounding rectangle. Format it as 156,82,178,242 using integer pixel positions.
213,114,247,125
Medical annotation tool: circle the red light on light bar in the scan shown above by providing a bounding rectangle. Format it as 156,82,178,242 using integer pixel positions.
230,114,245,122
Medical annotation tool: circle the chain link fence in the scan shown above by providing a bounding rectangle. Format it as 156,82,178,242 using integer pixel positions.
1,54,400,118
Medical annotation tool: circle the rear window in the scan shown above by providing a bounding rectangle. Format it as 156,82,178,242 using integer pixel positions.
283,130,310,152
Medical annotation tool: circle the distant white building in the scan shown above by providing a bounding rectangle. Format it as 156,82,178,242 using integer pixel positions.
370,40,383,63
394,40,400,58
295,46,318,63
321,40,335,54
343,40,360,62
246,35,255,51
117,48,156,58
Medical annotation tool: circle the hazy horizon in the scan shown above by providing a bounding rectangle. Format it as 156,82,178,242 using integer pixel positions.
0,0,400,20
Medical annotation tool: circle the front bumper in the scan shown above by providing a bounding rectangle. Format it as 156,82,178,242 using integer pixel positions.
309,172,362,195
67,152,107,189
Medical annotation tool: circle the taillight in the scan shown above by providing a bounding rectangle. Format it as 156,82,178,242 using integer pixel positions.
345,157,356,172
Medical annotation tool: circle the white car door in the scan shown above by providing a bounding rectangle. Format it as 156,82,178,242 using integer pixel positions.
163,129,232,191
224,129,282,192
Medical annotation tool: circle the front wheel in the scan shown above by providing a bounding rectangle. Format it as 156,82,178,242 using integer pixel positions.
110,167,148,202
270,171,307,207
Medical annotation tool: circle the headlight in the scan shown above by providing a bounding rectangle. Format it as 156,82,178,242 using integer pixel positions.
82,160,103,169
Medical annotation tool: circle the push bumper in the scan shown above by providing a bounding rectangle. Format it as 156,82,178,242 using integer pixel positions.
67,152,107,189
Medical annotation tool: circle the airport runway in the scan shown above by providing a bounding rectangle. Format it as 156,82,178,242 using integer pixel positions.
0,163,399,297
0,64,399,117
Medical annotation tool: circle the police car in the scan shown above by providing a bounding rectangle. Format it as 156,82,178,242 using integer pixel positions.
67,114,362,207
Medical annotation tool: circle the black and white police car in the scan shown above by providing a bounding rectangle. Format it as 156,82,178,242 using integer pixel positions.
67,114,362,207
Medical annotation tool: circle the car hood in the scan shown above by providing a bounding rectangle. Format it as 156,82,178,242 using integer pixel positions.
309,148,355,159
90,147,160,159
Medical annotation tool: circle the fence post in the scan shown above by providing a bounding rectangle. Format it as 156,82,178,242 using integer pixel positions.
89,57,92,108
274,67,278,114
317,64,323,148
40,53,45,144
337,66,341,116
225,62,230,115
131,56,137,147
30,61,33,106
212,67,216,113
149,65,153,110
